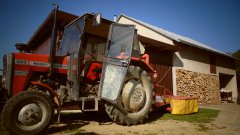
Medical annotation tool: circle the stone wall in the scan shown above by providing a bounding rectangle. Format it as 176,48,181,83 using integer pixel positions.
176,69,221,104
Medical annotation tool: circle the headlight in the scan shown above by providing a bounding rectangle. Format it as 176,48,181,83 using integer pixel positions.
2,75,6,85
2,55,6,88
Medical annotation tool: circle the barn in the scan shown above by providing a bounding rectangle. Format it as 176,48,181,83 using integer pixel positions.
117,15,238,104
22,10,238,104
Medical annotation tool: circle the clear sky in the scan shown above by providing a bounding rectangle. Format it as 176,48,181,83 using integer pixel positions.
0,0,239,69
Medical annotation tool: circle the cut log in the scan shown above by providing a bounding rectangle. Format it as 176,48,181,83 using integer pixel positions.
176,69,221,104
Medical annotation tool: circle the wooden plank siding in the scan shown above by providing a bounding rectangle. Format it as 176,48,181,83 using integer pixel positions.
210,56,216,74
145,47,173,95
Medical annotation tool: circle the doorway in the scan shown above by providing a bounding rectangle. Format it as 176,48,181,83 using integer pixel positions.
219,73,234,102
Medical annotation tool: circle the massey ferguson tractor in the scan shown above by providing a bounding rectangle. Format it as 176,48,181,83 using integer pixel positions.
0,6,157,135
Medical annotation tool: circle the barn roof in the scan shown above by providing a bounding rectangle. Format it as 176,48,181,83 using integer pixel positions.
27,10,78,50
117,14,237,60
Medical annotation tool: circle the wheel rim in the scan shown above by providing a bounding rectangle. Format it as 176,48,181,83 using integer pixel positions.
17,102,47,130
122,79,146,112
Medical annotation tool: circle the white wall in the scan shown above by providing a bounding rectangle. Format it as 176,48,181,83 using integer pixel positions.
172,45,238,103
172,46,211,96
118,17,175,46
173,51,210,74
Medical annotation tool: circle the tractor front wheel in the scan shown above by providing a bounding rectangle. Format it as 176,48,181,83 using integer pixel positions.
1,90,54,135
105,66,153,125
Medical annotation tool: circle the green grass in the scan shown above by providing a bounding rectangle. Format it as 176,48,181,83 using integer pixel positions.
142,133,157,135
64,128,85,134
197,124,209,131
160,108,220,123
115,133,126,135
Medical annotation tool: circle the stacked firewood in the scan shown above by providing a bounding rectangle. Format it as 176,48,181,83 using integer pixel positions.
176,69,221,104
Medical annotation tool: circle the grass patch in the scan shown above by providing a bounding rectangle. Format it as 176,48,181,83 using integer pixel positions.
142,133,157,135
133,131,139,134
75,128,86,134
160,108,220,123
64,128,85,133
197,124,209,131
115,133,126,135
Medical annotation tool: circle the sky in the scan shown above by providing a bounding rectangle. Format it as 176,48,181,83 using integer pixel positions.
0,0,239,69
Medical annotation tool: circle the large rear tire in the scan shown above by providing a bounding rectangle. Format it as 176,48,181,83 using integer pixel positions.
105,66,153,125
0,87,8,111
1,90,54,135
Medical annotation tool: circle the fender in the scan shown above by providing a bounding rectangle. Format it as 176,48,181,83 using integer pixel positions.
130,57,154,73
30,81,61,108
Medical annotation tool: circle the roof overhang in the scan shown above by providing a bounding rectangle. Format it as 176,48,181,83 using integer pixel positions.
117,14,239,60
138,35,179,52
27,10,78,50
117,15,179,52
179,39,239,60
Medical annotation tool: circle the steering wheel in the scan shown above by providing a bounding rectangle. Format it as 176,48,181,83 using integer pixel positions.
85,52,97,61
84,52,96,62
81,49,97,63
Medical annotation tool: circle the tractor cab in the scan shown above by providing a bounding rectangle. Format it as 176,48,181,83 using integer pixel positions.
56,13,111,100
55,13,144,103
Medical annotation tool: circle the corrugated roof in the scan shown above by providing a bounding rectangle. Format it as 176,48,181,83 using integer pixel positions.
117,14,237,60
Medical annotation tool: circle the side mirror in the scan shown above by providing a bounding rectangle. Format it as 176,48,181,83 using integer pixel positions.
93,13,101,26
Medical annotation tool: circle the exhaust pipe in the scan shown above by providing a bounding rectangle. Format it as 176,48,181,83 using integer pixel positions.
48,3,58,77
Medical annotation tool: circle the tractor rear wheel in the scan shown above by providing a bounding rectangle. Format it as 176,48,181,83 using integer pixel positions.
1,90,54,135
105,66,153,125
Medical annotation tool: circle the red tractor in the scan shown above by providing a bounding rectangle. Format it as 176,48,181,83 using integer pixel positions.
1,6,157,135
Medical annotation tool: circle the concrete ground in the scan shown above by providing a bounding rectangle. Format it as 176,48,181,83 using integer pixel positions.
198,103,240,135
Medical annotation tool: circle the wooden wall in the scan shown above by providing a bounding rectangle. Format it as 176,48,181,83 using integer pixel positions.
145,47,173,95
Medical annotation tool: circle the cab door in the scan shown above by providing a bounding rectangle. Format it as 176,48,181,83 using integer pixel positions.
99,23,135,102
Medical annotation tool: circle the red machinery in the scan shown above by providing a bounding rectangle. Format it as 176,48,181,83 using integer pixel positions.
0,6,169,135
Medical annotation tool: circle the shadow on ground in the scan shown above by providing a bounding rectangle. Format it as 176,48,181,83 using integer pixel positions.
0,106,169,135
47,106,169,134
147,105,170,123
47,110,113,134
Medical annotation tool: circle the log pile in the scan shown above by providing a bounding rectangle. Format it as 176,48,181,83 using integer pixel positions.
176,69,221,104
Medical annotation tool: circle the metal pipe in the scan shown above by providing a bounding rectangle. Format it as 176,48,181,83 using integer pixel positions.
49,4,58,77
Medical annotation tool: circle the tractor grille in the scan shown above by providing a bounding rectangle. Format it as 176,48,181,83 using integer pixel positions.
2,54,13,96
3,55,7,73
2,55,7,87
